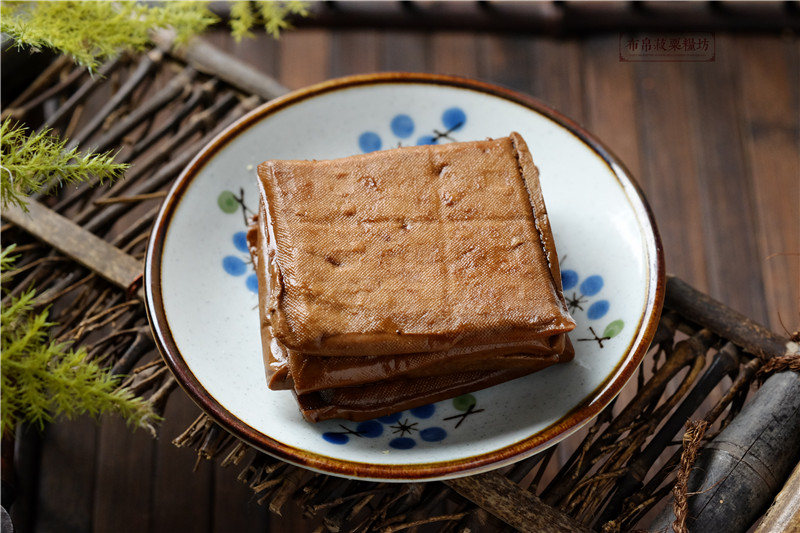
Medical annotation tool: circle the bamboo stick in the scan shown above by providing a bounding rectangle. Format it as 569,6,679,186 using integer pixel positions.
3,63,86,121
610,355,764,530
754,458,800,533
648,371,800,533
596,343,741,526
75,92,249,234
87,66,197,154
129,78,220,159
110,330,154,376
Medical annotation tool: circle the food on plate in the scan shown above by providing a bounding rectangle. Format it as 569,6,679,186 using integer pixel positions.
247,132,576,422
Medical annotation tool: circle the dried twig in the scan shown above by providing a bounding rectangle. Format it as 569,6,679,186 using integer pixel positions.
3,61,86,121
65,49,163,150
92,191,167,205
381,513,469,533
40,57,123,130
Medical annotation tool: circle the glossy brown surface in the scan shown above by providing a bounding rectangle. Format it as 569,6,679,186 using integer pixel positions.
250,133,575,421
257,134,574,355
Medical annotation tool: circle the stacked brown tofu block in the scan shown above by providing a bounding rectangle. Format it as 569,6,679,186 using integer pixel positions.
248,132,576,422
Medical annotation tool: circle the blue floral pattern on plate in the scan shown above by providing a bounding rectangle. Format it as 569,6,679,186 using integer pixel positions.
358,107,467,153
561,268,624,348
215,106,622,449
218,189,258,294
322,393,485,449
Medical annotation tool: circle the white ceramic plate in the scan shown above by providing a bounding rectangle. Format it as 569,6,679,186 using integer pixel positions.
145,73,664,481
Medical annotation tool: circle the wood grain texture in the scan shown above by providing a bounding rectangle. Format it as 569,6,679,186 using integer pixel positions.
478,34,532,94
2,200,143,297
735,35,800,334
754,458,800,533
581,36,643,208
634,59,710,290
430,32,480,79
446,471,593,533
278,28,332,90
33,418,98,533
527,38,585,121
92,418,155,532
381,31,431,73
330,30,381,77
681,34,769,324
151,393,213,533
5,24,797,533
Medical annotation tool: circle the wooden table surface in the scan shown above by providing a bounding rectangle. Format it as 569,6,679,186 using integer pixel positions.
7,8,799,533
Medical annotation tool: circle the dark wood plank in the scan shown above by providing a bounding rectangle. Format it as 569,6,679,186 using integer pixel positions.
329,30,381,77
477,33,532,94
633,60,710,291
33,418,98,533
581,36,643,181
151,393,213,533
3,200,143,297
430,32,480,78
278,28,332,90
211,464,272,533
527,38,585,122
381,31,431,72
92,417,156,532
735,35,800,334
8,426,41,533
679,34,769,324
446,471,593,533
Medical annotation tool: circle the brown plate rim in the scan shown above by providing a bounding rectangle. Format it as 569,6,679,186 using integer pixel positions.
144,72,665,481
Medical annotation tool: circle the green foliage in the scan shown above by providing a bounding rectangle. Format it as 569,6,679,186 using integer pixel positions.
1,1,310,70
229,1,310,41
0,1,218,70
0,119,129,212
1,246,158,437
229,1,259,41
0,0,309,441
0,246,19,281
